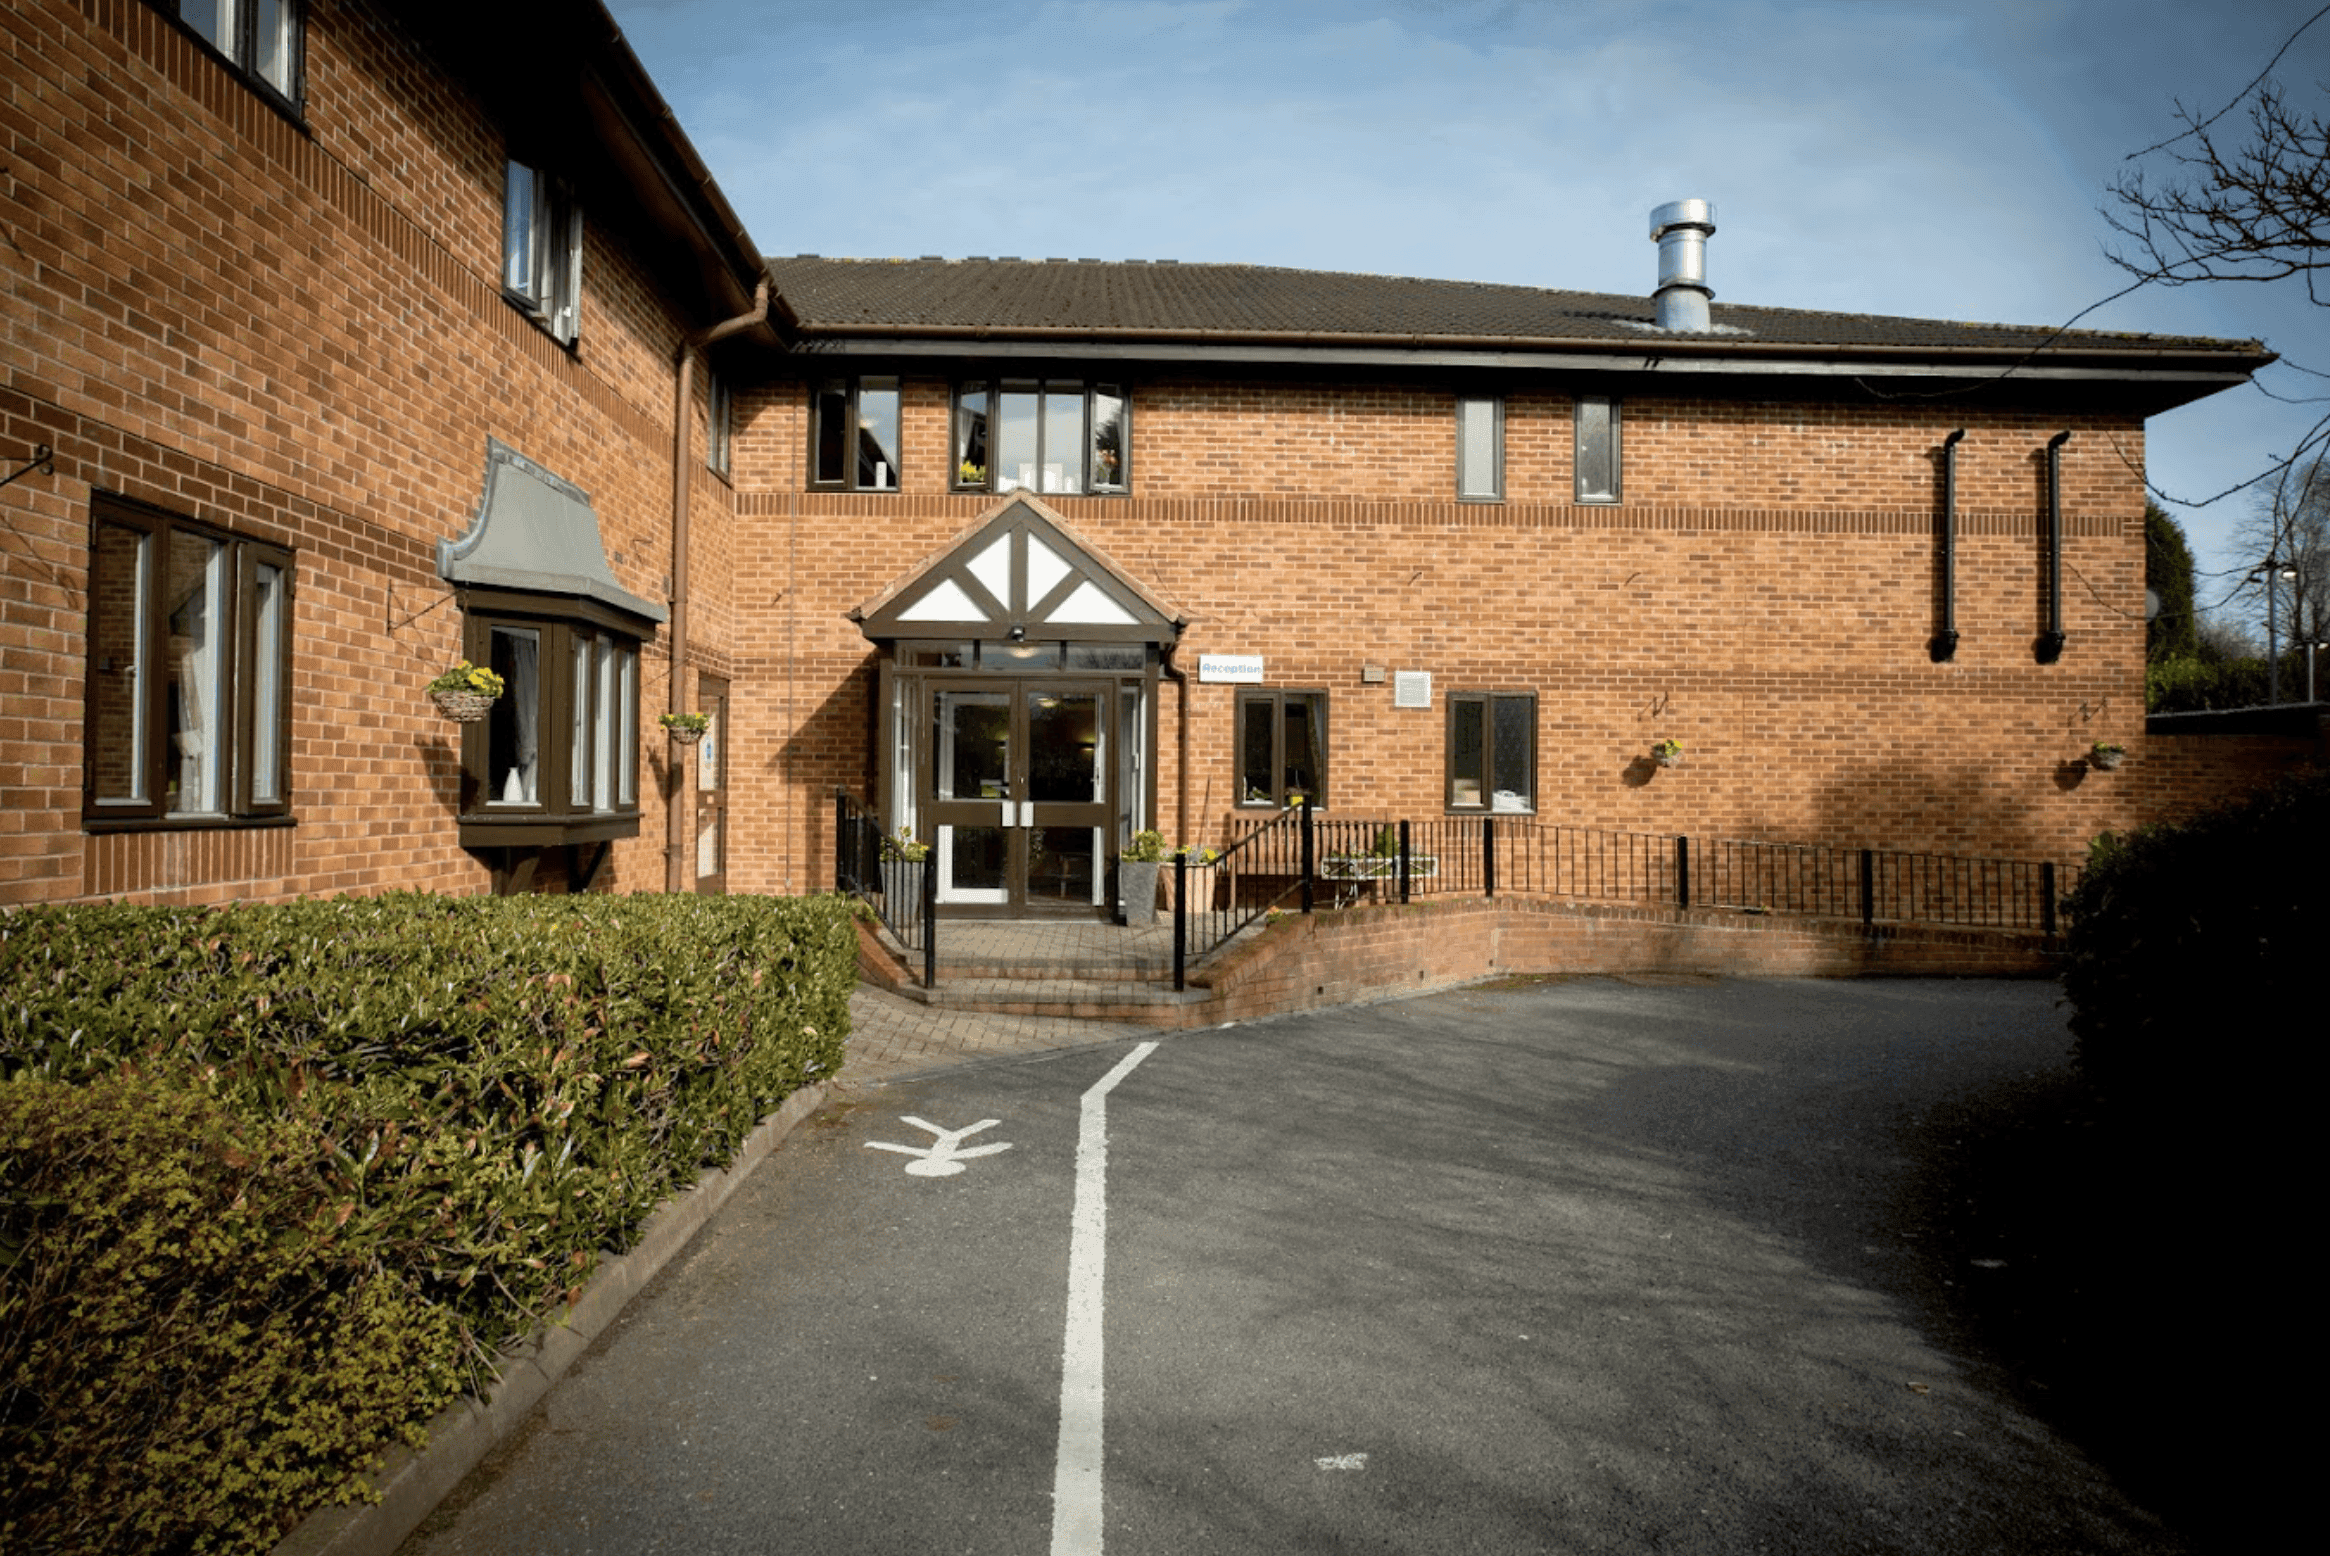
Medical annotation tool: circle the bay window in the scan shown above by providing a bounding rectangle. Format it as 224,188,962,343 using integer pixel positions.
458,597,641,845
84,496,292,826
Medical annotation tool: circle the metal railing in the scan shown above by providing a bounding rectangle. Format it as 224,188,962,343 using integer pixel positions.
1172,802,1311,985
1166,813,2072,986
834,789,935,986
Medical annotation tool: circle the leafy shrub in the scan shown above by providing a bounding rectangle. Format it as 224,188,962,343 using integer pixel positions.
0,892,856,1553
2060,770,2328,1109
1,1073,462,1555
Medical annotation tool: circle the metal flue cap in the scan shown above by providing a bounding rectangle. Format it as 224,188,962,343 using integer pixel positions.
1649,199,1716,241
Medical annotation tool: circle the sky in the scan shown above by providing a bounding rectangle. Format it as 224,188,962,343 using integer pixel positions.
605,0,2330,626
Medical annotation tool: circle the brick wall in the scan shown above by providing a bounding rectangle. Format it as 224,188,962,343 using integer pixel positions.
0,0,729,905
731,373,2296,892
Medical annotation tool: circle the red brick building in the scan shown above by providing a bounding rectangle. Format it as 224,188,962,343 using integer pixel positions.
0,0,2288,915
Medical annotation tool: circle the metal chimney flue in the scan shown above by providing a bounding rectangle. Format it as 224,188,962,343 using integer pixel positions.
1650,199,1717,331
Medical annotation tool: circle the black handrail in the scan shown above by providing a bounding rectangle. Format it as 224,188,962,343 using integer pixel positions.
1171,802,1310,989
833,788,935,983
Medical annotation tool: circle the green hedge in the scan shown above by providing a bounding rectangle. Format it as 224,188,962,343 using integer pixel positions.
2060,771,2327,1108
1,891,856,1554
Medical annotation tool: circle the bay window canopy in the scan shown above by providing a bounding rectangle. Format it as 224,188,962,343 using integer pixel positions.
438,441,663,853
437,440,667,624
852,496,1183,647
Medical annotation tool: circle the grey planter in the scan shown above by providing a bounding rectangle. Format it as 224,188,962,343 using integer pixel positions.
1120,859,1163,925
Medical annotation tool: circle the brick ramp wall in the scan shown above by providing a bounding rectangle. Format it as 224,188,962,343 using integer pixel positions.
1198,896,2055,1024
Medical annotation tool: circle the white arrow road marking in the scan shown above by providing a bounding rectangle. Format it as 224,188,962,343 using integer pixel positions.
1051,1040,1159,1556
864,1116,1013,1177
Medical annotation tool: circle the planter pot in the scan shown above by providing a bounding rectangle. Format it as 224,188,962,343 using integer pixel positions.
880,858,926,915
2090,748,2125,771
1120,858,1163,925
430,688,496,724
665,725,708,746
1652,749,1681,769
1167,863,1219,914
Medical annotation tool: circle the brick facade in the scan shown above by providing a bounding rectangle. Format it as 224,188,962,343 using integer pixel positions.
1,1,2309,913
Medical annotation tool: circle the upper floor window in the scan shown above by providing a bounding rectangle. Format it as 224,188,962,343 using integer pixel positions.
706,371,733,479
1448,691,1534,813
84,496,292,826
954,381,1127,495
813,377,901,491
1576,395,1622,503
503,160,581,344
1236,689,1327,809
168,0,301,105
1457,395,1502,501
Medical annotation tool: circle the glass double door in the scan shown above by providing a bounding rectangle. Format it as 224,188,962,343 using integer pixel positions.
927,680,1114,914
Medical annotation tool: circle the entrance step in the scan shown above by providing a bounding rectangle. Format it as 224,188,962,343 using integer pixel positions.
911,977,1214,1026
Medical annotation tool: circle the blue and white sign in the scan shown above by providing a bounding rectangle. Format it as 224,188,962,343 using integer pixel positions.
1198,654,1264,684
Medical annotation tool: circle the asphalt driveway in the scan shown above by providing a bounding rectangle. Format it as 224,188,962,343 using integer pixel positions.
400,976,2190,1555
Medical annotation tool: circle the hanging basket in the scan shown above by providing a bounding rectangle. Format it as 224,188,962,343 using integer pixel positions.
2090,746,2125,772
431,688,496,724
667,725,707,746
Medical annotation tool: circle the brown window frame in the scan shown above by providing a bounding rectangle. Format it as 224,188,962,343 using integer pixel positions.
810,376,902,492
951,380,1129,496
1234,689,1328,810
454,592,643,848
82,493,293,829
1446,691,1536,814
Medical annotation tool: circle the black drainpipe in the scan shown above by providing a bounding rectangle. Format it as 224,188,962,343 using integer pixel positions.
1932,429,1967,662
2036,430,2071,663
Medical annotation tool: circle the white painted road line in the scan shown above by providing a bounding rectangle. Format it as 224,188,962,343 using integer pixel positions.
1050,1041,1160,1556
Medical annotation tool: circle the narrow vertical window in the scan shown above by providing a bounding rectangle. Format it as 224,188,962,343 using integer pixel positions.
857,377,901,491
617,646,638,808
1576,395,1622,503
593,635,617,813
1457,396,1502,501
1091,387,1127,492
88,521,151,807
706,371,732,478
488,626,540,806
164,530,227,817
569,636,592,808
246,556,286,808
954,382,990,488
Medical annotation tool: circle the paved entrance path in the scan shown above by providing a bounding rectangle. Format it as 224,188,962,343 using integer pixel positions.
834,981,1155,1087
401,977,2190,1555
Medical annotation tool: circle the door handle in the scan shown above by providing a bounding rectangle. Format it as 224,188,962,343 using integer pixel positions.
1019,801,1034,827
